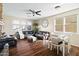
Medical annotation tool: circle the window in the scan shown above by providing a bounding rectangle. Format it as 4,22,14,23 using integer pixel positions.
55,17,64,31
12,24,20,30
12,20,32,31
13,20,20,24
54,15,77,33
12,20,20,30
12,20,26,30
65,15,77,32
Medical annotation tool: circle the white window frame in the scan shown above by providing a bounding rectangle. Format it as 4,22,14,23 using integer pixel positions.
54,15,77,33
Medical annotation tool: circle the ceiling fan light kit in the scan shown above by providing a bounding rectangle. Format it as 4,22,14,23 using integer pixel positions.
26,9,41,16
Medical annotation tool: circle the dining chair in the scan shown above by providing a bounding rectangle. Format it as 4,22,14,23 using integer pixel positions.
43,33,49,46
48,34,71,55
58,34,71,56
47,34,63,54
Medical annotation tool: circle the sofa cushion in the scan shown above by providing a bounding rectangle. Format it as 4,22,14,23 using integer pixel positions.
22,31,50,40
0,36,17,48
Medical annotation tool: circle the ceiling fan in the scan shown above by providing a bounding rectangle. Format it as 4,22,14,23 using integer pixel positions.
26,9,41,16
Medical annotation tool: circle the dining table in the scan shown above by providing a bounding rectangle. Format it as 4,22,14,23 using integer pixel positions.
45,34,69,56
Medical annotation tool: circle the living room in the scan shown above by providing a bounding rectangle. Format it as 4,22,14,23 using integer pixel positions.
1,3,79,56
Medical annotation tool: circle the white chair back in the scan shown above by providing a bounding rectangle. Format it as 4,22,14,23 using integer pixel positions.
43,33,49,40
18,31,24,39
50,34,62,45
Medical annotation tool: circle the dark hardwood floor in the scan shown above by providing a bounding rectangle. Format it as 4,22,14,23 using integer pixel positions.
9,39,79,56
9,39,62,56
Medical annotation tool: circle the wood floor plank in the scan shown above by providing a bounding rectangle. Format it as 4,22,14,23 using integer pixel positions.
9,39,61,56
9,39,79,56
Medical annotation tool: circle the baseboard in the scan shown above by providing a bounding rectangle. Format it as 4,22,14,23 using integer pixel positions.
71,45,79,48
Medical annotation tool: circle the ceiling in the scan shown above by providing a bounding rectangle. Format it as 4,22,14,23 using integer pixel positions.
3,3,79,20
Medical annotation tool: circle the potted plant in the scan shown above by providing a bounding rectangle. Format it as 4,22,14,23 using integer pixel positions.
32,23,39,36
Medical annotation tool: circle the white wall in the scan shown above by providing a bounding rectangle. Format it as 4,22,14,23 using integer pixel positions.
37,8,79,47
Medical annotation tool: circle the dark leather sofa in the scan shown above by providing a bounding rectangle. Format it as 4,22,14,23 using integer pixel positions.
22,31,34,38
22,31,50,40
0,37,17,52
35,31,50,40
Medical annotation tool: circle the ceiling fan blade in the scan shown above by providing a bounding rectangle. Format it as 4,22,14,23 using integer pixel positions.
37,13,41,16
29,9,35,13
37,10,41,12
35,11,41,16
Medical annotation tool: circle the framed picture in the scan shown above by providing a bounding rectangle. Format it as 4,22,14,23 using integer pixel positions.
27,25,31,30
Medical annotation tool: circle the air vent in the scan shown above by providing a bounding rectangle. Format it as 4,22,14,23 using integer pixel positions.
54,5,61,9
